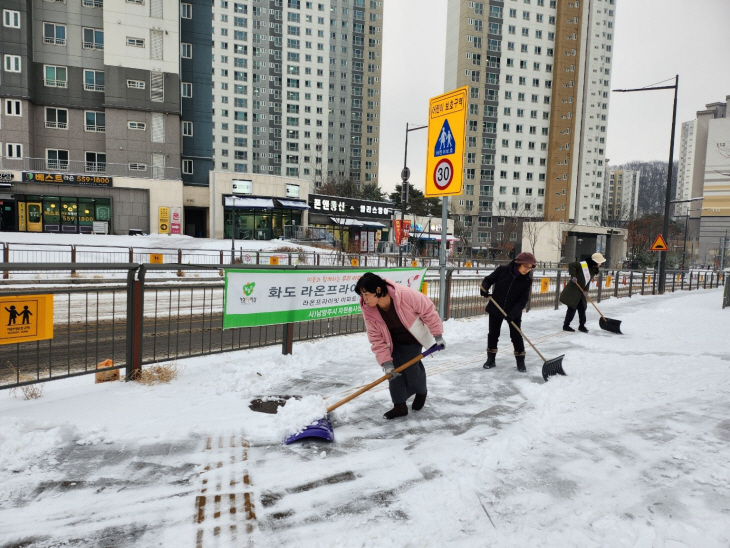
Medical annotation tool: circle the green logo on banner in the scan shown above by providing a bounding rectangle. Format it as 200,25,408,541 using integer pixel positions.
242,282,256,296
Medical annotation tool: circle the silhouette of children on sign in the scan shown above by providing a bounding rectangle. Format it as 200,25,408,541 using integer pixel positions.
5,305,18,326
20,306,33,324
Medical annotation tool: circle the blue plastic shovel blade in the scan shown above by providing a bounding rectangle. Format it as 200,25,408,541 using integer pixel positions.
284,416,335,444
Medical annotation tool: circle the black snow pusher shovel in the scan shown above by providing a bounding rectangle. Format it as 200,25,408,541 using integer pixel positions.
573,282,623,334
284,343,445,444
488,296,565,382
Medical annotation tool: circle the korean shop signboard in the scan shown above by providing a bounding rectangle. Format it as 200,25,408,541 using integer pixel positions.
223,268,426,328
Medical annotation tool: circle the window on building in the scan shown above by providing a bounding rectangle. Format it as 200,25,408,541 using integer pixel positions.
84,69,104,91
3,9,20,28
85,151,106,172
44,65,67,87
127,37,145,47
46,149,69,170
181,82,193,98
4,54,21,72
5,143,22,158
128,121,146,130
45,107,68,129
182,159,193,174
83,27,104,50
181,3,192,18
182,121,193,136
84,111,105,132
43,22,66,45
5,99,21,116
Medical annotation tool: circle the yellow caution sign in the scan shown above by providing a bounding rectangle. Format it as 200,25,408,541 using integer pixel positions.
270,256,279,265
421,281,429,295
465,261,472,268
540,278,550,293
647,275,651,284
605,275,612,287
1,294,54,345
150,253,164,264
425,86,469,197
650,234,668,251
350,258,359,267
411,260,418,267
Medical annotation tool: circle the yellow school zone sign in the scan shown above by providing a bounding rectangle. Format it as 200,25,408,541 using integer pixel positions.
1,294,54,345
425,86,469,197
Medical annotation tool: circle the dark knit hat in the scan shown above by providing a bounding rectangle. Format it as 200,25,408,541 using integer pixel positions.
515,252,537,267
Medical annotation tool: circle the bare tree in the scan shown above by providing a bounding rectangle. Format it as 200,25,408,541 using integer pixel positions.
522,220,546,255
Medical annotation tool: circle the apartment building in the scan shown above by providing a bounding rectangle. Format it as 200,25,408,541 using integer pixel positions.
0,0,187,234
209,0,383,189
675,96,730,266
603,168,639,221
443,0,615,253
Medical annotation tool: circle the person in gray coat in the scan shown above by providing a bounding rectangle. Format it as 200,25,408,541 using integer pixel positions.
559,252,605,332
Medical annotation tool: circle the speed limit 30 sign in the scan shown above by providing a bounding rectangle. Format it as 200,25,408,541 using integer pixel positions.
433,158,454,190
424,86,469,197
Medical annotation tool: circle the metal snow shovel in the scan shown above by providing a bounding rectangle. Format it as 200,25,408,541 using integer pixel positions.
488,296,566,382
284,343,445,444
573,282,623,334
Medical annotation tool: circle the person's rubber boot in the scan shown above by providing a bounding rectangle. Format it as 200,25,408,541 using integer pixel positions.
563,324,575,332
383,403,408,420
515,351,527,372
578,325,589,333
412,391,427,411
483,349,498,369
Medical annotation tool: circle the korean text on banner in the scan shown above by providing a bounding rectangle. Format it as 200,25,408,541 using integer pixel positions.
223,268,427,328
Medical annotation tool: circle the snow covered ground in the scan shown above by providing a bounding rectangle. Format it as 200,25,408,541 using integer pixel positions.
1,285,729,547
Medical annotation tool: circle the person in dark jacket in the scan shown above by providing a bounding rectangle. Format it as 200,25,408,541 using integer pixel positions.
479,252,536,372
559,252,605,332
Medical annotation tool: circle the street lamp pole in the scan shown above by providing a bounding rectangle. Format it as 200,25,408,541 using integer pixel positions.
398,122,428,267
614,75,678,293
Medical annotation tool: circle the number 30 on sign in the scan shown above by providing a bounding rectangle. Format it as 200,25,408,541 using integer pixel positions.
433,158,454,190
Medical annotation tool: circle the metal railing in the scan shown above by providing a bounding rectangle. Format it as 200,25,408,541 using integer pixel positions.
0,263,724,390
0,157,181,180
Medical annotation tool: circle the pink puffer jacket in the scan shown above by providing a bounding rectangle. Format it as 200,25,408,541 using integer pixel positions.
360,279,444,366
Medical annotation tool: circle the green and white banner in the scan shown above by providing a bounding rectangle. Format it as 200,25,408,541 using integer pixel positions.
223,268,427,328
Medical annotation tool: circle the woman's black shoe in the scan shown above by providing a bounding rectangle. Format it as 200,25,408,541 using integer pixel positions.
383,403,408,420
412,391,427,411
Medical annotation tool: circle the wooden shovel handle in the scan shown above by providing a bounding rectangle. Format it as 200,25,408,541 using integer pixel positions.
488,296,547,363
572,281,607,321
326,344,444,413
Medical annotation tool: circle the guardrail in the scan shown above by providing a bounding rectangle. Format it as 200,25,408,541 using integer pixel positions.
0,263,724,391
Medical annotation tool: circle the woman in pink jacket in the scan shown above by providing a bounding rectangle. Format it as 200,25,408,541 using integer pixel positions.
354,272,445,419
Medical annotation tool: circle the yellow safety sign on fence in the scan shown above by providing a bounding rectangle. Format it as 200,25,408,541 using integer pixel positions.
647,275,651,284
150,253,164,264
1,294,54,345
465,261,472,268
411,260,418,267
270,256,279,265
605,275,612,288
350,258,359,267
540,278,550,293
421,281,429,296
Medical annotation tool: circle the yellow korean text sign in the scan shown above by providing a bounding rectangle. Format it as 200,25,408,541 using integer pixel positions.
425,86,469,197
1,294,54,345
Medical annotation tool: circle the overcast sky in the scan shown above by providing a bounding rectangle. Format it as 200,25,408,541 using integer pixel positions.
377,0,730,197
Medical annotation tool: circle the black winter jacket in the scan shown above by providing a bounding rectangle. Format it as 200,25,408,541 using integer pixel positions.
479,261,533,320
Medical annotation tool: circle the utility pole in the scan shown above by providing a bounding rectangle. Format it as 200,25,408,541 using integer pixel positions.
614,75,678,293
398,122,427,267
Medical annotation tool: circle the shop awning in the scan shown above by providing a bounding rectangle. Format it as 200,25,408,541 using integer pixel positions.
276,198,310,210
409,232,460,242
359,220,387,228
224,196,275,209
330,217,364,226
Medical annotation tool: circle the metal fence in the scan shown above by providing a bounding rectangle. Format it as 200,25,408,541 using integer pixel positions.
2,241,564,274
0,263,725,390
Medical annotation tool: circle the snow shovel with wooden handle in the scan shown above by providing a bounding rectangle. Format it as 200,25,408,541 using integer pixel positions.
284,343,445,444
573,281,623,334
488,296,565,382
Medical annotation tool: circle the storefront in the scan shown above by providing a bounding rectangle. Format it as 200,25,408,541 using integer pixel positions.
308,194,394,253
223,196,309,240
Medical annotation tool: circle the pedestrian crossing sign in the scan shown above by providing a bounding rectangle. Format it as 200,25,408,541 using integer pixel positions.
1,294,54,345
434,119,456,157
650,234,668,251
